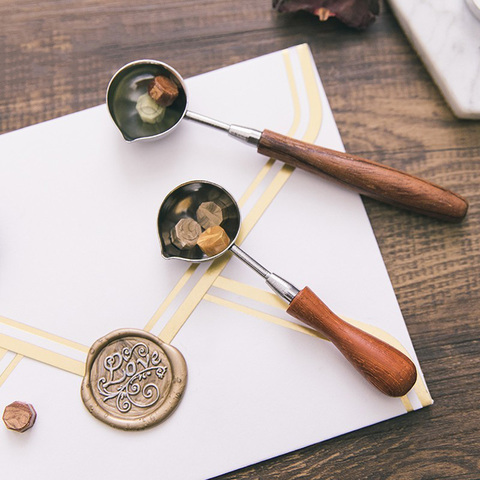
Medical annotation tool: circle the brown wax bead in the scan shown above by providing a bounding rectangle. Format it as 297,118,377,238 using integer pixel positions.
3,401,37,432
197,225,230,257
171,218,202,250
196,201,223,229
148,75,179,107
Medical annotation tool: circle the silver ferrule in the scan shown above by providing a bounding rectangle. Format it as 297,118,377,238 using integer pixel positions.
227,125,262,146
266,273,300,304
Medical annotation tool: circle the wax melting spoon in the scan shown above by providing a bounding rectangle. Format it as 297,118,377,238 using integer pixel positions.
108,60,468,222
157,180,417,397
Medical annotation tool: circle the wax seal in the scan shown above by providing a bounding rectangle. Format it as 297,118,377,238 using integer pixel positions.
81,328,187,430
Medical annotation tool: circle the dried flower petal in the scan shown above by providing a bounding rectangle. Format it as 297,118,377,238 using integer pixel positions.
273,0,380,29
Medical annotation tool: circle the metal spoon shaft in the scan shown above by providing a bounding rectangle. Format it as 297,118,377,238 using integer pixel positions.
185,111,262,146
230,244,299,303
185,111,230,131
230,244,269,278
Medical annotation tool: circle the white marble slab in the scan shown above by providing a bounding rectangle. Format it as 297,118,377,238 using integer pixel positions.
389,0,480,119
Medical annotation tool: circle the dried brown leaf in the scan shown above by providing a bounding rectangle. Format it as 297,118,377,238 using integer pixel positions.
273,0,380,29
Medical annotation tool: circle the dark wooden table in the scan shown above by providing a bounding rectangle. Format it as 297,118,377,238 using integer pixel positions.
1,1,479,478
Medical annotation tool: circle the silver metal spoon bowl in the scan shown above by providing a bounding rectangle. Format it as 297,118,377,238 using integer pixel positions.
107,60,188,142
157,180,240,263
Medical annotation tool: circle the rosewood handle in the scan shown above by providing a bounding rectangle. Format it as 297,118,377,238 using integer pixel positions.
257,129,468,222
286,287,417,397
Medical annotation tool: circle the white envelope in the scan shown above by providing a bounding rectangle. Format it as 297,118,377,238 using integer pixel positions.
0,44,432,480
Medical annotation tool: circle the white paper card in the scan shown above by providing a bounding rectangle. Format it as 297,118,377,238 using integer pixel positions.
0,44,431,480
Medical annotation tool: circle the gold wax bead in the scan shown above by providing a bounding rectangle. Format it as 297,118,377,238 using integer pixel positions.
197,225,230,257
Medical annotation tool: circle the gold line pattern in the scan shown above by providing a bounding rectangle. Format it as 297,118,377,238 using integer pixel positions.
210,274,432,407
0,45,431,413
204,293,327,340
401,396,414,412
0,315,89,352
0,334,85,377
159,44,317,344
237,158,276,208
144,158,280,335
204,292,431,408
281,48,302,137
0,354,24,388
144,264,198,332
145,157,280,335
297,44,324,141
213,275,288,310
146,46,303,334
0,313,89,384
0,45,306,382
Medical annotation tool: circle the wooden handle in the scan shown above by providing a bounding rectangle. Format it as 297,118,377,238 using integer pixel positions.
258,130,468,222
286,287,417,397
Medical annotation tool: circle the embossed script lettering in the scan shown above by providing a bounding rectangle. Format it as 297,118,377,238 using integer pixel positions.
97,343,168,413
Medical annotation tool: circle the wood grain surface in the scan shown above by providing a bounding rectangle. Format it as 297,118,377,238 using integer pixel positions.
258,129,469,222
287,287,417,397
1,1,479,478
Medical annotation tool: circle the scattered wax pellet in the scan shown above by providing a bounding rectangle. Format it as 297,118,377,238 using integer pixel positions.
3,401,37,433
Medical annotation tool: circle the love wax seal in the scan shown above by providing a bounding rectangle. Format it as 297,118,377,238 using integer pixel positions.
81,329,187,430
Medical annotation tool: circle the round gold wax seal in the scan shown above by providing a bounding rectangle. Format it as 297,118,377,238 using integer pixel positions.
81,328,187,430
